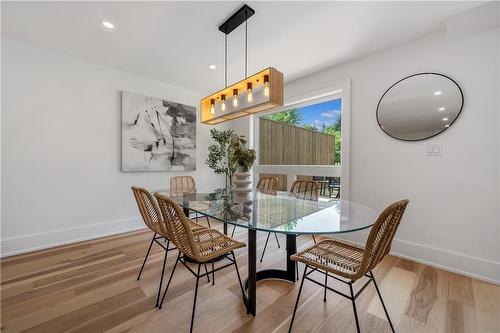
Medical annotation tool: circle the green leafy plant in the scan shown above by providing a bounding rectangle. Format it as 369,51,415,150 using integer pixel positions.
263,109,302,125
231,144,256,172
324,118,341,165
302,124,317,131
205,129,246,190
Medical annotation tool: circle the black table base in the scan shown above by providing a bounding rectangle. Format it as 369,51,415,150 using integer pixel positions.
243,230,296,315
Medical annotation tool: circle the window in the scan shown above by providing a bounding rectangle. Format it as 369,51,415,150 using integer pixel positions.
253,90,348,199
260,98,341,166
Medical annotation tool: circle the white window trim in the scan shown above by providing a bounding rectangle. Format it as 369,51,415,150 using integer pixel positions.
249,79,351,200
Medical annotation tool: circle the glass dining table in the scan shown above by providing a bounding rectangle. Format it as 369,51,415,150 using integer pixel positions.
161,190,379,316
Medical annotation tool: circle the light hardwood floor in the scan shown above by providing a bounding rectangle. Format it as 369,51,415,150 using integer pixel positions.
1,221,499,333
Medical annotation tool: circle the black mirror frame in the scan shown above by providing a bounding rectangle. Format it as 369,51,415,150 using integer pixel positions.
376,72,464,142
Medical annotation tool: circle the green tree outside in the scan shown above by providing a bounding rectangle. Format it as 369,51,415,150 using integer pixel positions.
324,118,341,165
263,109,302,125
302,124,317,131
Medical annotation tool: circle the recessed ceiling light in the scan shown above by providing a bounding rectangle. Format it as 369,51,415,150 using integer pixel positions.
442,117,449,121
208,64,216,70
102,21,114,29
434,91,442,96
438,107,446,111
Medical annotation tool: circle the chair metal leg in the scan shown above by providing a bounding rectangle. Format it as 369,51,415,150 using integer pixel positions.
323,271,328,302
349,282,361,333
155,240,170,307
370,271,395,333
158,252,180,309
273,232,280,248
211,261,215,285
312,235,317,244
231,225,236,238
206,216,211,228
190,264,202,333
204,264,211,283
137,233,156,280
288,265,308,333
260,232,271,262
232,252,246,306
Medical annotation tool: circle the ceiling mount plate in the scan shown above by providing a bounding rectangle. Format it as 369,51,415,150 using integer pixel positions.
218,4,255,35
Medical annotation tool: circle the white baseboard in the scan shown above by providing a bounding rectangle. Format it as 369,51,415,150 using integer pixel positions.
334,232,500,285
0,217,145,258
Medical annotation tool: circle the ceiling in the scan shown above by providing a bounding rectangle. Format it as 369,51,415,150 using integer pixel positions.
1,1,484,95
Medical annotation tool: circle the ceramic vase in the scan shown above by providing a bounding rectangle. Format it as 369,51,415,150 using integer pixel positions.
233,168,252,204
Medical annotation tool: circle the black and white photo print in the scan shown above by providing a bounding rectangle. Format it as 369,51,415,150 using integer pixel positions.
121,91,196,171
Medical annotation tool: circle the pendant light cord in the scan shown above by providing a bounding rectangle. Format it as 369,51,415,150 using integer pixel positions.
224,34,228,88
245,18,248,77
223,9,249,87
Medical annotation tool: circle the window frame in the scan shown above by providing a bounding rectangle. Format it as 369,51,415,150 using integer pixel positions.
250,79,351,200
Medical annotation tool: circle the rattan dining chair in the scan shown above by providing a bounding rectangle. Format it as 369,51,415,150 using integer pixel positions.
154,192,247,333
256,177,282,262
291,180,320,244
131,186,206,307
170,175,196,194
290,180,319,201
257,176,279,195
170,176,211,228
259,180,321,266
229,176,281,240
288,199,409,333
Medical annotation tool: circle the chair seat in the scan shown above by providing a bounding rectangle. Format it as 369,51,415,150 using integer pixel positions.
291,239,365,280
191,228,246,262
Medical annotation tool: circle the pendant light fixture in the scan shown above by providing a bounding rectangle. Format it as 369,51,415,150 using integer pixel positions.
232,89,239,107
201,4,284,125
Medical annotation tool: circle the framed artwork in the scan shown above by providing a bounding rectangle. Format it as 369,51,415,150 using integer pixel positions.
121,91,196,171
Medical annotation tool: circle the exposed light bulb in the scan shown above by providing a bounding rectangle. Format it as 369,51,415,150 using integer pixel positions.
247,82,253,103
102,21,114,29
263,75,270,97
221,94,226,112
247,91,253,103
210,99,215,115
232,89,238,107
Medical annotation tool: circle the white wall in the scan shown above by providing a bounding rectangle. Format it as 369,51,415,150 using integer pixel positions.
283,27,499,283
1,38,226,256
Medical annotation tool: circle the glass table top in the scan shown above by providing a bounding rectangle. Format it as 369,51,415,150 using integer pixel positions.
159,190,379,235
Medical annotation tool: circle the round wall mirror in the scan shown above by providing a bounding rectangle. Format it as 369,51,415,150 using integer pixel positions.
376,73,464,141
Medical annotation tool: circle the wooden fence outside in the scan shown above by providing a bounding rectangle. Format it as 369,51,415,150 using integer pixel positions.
258,118,336,191
259,118,336,165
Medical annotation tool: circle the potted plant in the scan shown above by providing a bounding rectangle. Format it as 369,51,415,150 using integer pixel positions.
232,144,256,173
205,129,246,196
230,141,256,204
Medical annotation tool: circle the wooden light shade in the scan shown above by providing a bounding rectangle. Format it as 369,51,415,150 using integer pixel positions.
201,67,283,125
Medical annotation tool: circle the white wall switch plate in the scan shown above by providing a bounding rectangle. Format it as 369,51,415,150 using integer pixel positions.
426,144,443,156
